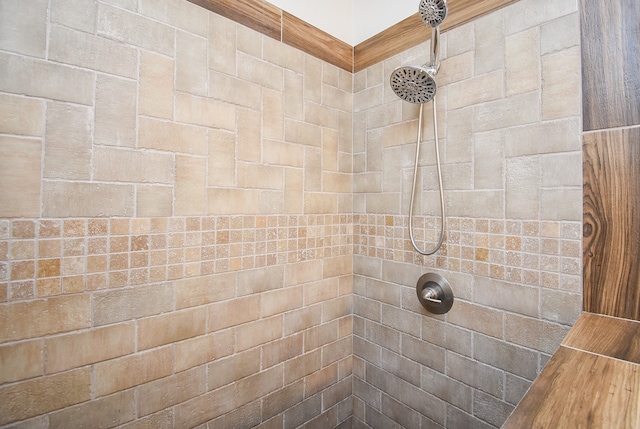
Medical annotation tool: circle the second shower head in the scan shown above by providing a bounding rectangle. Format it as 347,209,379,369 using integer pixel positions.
419,0,448,27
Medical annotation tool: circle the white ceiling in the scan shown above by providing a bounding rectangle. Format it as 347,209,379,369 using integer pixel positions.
266,0,419,46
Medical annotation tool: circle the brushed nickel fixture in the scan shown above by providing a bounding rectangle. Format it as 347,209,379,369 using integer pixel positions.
416,272,454,314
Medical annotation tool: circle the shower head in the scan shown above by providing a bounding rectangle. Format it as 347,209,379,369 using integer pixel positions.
390,0,447,104
419,0,448,27
390,65,437,104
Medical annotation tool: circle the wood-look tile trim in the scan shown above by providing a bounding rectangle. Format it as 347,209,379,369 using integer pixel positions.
187,0,283,41
353,0,520,72
282,12,354,72
503,345,640,428
186,0,353,71
563,312,640,364
504,313,640,428
187,0,520,73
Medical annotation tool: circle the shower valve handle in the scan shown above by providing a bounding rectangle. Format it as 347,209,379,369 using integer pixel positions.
421,287,442,304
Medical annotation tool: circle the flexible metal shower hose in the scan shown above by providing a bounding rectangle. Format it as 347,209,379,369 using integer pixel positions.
408,97,446,255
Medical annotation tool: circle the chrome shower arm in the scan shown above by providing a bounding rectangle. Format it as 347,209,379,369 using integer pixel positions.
429,25,441,73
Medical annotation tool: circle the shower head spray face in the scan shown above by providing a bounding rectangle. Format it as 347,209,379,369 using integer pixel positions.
419,0,448,27
390,65,437,104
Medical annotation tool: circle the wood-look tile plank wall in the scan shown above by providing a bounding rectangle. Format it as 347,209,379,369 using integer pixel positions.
581,0,640,131
581,0,640,320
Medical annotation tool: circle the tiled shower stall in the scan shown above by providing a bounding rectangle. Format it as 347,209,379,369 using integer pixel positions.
0,0,582,428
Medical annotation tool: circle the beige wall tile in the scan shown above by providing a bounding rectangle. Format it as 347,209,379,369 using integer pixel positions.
50,0,98,33
237,108,261,162
542,46,581,119
208,13,236,75
0,340,43,384
439,51,474,86
474,11,505,75
97,3,174,56
44,101,92,180
176,30,208,96
49,390,135,428
94,146,174,184
176,272,236,309
236,315,283,352
284,168,304,213
505,0,577,35
136,185,173,217
139,0,207,36
264,37,305,74
175,155,207,215
284,260,323,286
0,368,90,426
43,181,134,217
263,88,285,141
263,141,304,168
505,313,569,354
540,188,582,221
474,91,540,132
305,193,338,214
92,283,173,326
474,130,504,189
0,295,90,344
238,163,284,190
237,53,284,92
0,0,47,58
208,129,236,187
139,117,206,155
209,73,261,113
322,256,353,278
137,308,206,350
208,296,260,332
93,346,173,397
448,70,504,110
261,333,303,368
504,118,581,157
0,52,95,105
45,322,135,374
49,25,138,79
285,120,322,147
137,366,206,417
0,136,41,217
207,348,261,391
119,409,173,429
95,75,137,147
208,188,262,215
305,279,338,306
174,330,234,372
139,52,174,120
0,93,44,137
236,365,284,407
506,156,540,219
261,286,303,317
175,92,236,131
173,385,235,428
541,13,580,55
505,28,540,96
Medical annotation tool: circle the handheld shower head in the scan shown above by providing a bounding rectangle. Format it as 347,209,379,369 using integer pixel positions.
390,65,437,104
419,0,448,27
390,0,448,104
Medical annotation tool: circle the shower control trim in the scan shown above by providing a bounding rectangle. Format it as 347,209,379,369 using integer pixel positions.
416,273,454,314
